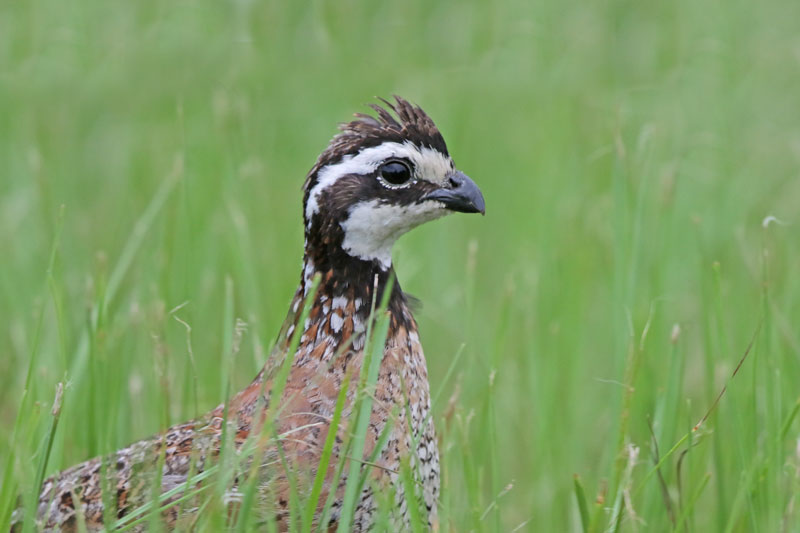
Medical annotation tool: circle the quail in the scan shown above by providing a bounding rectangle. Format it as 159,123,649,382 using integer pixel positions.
21,96,485,532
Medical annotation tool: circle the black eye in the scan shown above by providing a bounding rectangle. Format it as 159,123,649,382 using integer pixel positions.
378,160,413,186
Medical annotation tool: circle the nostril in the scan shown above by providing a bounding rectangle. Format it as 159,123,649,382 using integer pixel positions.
448,176,460,188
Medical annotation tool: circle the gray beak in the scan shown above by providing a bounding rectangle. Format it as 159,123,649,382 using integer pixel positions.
422,171,485,215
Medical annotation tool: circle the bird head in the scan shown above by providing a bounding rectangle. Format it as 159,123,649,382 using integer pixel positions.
302,96,485,271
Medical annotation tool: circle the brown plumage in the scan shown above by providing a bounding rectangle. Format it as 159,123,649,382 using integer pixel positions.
16,96,484,531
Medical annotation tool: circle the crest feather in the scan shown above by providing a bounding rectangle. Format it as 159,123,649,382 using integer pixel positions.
303,96,448,194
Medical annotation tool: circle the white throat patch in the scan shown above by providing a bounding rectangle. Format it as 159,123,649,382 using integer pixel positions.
340,199,447,269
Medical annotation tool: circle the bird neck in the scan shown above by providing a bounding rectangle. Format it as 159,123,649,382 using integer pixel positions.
296,252,404,321
259,253,409,373
241,250,415,410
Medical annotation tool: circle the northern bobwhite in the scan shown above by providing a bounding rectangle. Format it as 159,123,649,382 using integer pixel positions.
19,96,485,531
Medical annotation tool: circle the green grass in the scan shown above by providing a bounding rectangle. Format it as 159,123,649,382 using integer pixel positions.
2,0,800,530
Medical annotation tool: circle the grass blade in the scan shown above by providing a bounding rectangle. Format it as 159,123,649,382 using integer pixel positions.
24,383,65,533
0,206,65,531
673,472,711,533
336,274,394,532
234,275,321,532
573,474,591,533
301,370,352,533
67,158,182,382
399,456,424,533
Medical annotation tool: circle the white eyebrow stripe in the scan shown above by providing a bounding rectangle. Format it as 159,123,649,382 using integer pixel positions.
415,145,454,184
305,142,410,221
304,141,453,223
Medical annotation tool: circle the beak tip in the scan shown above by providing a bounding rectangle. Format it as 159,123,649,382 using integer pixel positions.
474,197,486,216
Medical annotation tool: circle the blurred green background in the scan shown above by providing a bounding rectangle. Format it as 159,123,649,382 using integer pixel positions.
2,0,800,530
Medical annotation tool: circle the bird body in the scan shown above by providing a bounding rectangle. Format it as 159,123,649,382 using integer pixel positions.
19,97,484,532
